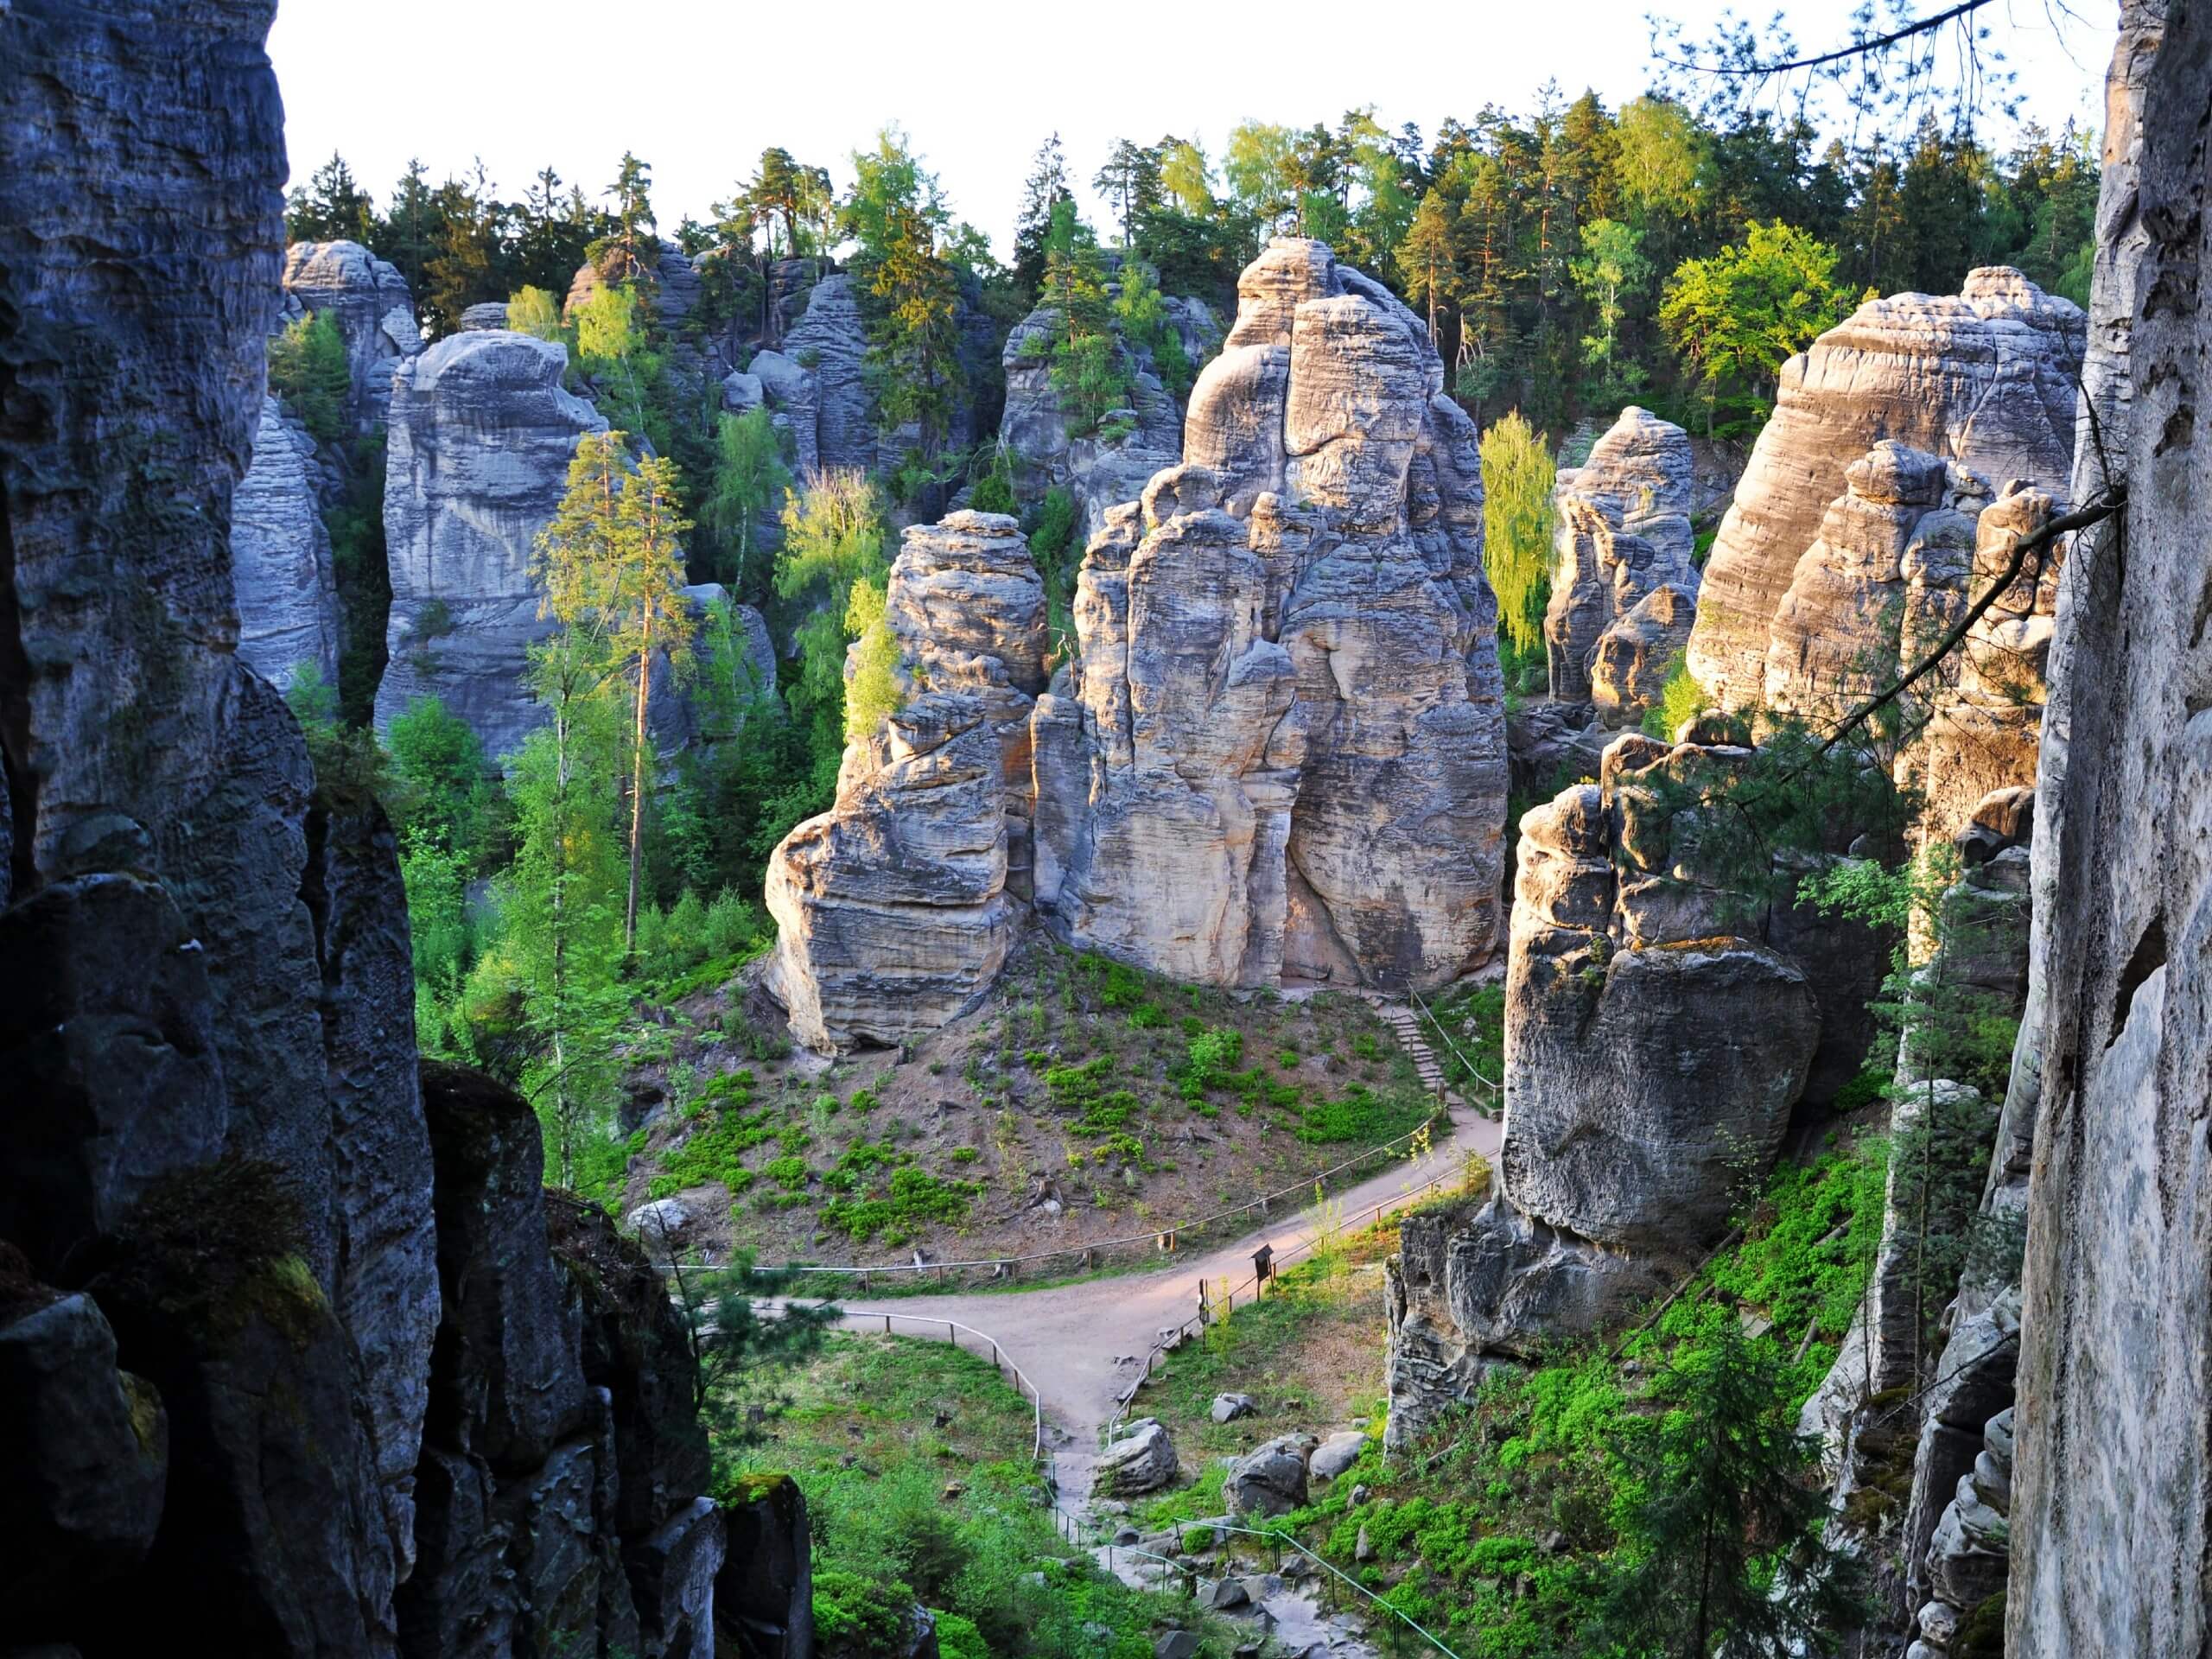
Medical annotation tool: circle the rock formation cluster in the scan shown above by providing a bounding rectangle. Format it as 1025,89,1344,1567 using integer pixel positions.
1042,240,1508,994
280,238,426,431
0,12,799,1654
769,240,1508,1044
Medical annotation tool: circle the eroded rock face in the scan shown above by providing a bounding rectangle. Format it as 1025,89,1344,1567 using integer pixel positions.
0,15,743,1656
233,395,342,690
1686,270,2084,711
766,514,1047,1051
1386,728,1885,1438
2004,3,2212,1650
1545,406,1700,724
778,273,873,474
374,329,608,760
280,239,424,431
1044,241,1507,993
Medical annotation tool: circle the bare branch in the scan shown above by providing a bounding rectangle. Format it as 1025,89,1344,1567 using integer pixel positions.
1662,0,1995,78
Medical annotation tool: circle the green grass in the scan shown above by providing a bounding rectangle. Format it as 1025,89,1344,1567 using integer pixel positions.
722,1335,1237,1659
1240,1143,1891,1657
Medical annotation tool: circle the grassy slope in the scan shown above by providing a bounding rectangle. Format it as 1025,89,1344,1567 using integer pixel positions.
1119,1137,1889,1656
721,1333,1239,1659
614,934,1446,1273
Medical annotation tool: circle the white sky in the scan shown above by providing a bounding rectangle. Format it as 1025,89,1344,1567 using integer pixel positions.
269,0,2113,257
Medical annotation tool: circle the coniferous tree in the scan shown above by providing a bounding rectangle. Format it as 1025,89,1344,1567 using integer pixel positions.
1012,133,1073,301
846,129,966,461
1595,1306,1866,1658
701,408,790,599
287,150,377,245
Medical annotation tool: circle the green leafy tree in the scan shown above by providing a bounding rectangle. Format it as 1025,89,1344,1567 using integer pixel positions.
846,128,966,461
1571,217,1653,382
775,469,890,777
1660,221,1863,434
1039,200,1128,433
701,408,791,598
505,285,563,341
573,282,663,444
1478,411,1556,658
1093,137,1163,248
1594,1304,1866,1657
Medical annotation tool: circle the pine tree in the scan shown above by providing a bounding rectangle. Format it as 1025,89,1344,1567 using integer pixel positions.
846,129,966,460
1092,138,1163,249
1012,134,1073,300
600,151,658,286
1595,1306,1865,1657
1398,188,1460,345
287,150,376,245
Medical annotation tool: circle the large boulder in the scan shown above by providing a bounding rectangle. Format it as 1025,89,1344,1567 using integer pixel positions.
1224,1433,1316,1516
1685,268,2084,710
1095,1418,1180,1497
766,514,1047,1051
279,238,423,431
232,395,341,690
372,328,608,760
1045,241,1508,993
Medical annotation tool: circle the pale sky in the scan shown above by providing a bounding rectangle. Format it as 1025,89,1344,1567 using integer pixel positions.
269,0,2112,257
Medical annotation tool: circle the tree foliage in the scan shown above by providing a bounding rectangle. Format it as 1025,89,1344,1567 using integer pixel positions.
1478,411,1557,658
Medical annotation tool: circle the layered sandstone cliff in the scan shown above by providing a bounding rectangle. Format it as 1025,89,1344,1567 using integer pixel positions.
1044,239,1509,993
766,512,1047,1052
1685,270,2085,713
232,394,343,690
280,238,425,432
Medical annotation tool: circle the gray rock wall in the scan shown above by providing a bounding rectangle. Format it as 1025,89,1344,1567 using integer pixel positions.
233,394,342,690
0,13,755,1656
2004,0,2211,1650
373,329,607,760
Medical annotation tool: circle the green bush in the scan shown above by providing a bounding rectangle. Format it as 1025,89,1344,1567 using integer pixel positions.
1642,651,1708,740
822,1166,982,1243
813,1568,918,1659
1179,1026,1244,1103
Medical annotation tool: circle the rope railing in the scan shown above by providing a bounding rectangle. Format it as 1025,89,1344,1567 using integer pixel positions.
1103,1155,1486,1440
1403,983,1501,1096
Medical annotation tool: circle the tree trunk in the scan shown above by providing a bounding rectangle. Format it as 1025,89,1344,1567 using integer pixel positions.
626,616,652,957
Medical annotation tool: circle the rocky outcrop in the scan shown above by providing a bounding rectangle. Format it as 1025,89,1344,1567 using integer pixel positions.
373,328,607,759
232,395,342,689
1095,1418,1180,1497
1685,270,2085,712
400,1064,722,1659
1042,241,1508,994
777,272,873,473
280,239,424,431
1999,2,2211,1651
1385,728,1885,1437
1545,406,1700,725
997,283,1220,535
766,513,1046,1051
0,15,759,1656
